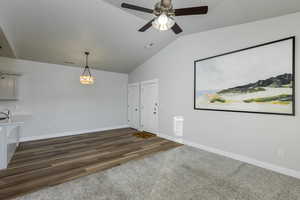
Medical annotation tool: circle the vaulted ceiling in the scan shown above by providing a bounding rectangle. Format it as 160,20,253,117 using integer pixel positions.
0,0,300,73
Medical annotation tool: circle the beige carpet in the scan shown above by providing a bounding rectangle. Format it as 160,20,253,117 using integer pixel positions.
15,146,300,200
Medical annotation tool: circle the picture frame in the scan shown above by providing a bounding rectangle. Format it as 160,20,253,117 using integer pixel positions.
194,37,295,116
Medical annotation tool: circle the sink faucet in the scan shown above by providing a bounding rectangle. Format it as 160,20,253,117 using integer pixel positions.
0,109,11,119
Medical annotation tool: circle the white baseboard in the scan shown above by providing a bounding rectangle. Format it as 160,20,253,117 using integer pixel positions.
20,125,130,142
159,133,300,180
158,133,183,143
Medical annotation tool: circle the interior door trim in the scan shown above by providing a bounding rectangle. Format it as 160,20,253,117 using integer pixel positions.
128,82,140,87
140,79,159,86
140,79,159,135
128,82,140,130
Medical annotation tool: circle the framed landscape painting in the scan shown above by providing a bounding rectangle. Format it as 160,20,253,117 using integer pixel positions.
194,37,295,116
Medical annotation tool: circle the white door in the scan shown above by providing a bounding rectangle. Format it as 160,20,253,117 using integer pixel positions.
128,83,140,129
141,80,158,134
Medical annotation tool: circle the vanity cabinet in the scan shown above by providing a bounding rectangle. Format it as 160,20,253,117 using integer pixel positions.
0,125,21,169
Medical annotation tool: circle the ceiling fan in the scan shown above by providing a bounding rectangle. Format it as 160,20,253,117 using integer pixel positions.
121,0,208,34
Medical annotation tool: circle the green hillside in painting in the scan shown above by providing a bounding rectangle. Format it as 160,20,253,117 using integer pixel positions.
211,73,293,105
218,73,293,94
196,73,293,114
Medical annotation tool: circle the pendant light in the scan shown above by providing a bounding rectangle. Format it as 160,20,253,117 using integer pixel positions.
80,52,95,85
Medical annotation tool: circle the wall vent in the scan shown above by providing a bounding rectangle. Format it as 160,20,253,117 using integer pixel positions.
173,116,184,137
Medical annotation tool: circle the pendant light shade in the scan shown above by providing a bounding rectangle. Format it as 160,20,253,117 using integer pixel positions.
80,52,95,85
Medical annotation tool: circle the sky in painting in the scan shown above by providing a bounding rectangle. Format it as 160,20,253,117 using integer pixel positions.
196,39,293,91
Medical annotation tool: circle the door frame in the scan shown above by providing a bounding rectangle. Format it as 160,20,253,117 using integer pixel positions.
127,82,140,130
140,79,159,135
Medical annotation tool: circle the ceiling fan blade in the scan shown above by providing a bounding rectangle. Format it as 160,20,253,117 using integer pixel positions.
121,3,153,14
138,19,155,32
171,23,183,34
175,6,208,16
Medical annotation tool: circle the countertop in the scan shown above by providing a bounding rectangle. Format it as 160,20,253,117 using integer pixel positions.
0,115,31,127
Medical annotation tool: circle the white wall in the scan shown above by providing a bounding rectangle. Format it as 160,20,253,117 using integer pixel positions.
0,57,128,139
129,12,300,172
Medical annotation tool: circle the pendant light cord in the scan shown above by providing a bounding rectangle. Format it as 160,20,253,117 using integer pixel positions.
85,52,88,67
82,52,92,77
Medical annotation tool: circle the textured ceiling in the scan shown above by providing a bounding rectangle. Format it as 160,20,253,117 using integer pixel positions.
0,0,300,73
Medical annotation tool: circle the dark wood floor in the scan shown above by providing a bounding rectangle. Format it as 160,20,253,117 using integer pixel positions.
0,128,182,200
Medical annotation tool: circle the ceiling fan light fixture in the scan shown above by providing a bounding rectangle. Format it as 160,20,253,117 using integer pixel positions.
152,13,175,31
122,1,208,34
80,52,95,85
